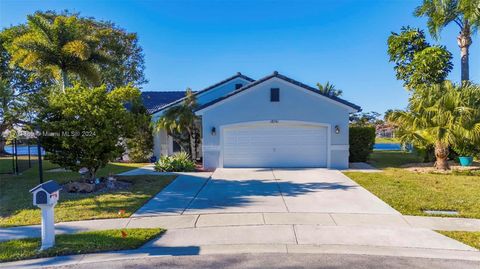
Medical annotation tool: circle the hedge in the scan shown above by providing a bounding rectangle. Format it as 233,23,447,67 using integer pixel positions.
349,126,376,162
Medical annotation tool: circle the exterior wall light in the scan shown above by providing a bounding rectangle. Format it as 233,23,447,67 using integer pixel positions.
211,127,216,136
335,125,340,134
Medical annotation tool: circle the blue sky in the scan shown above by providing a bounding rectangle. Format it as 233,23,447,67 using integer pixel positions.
1,0,479,114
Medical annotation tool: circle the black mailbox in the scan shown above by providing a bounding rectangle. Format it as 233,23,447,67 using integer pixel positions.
36,191,48,204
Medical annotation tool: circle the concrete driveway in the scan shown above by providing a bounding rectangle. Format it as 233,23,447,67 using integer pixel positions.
134,168,398,216
2,168,476,269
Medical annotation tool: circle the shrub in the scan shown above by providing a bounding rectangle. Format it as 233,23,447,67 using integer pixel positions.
349,126,375,162
453,139,479,158
154,152,195,172
38,84,140,180
414,145,436,163
126,104,153,163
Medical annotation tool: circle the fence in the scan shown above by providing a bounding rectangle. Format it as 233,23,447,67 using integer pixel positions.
0,137,44,175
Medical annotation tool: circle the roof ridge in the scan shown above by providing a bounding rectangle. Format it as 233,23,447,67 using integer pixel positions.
196,71,361,112
148,72,255,115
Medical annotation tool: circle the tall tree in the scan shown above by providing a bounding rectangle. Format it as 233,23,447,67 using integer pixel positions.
156,89,200,160
91,21,147,90
415,0,480,81
388,81,480,170
5,11,146,92
0,26,46,153
0,79,19,153
7,12,112,92
388,26,453,90
316,81,343,97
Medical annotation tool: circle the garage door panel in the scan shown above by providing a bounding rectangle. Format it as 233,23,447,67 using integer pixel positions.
222,123,328,168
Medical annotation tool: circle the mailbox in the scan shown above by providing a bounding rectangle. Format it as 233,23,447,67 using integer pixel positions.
30,180,62,206
29,180,62,250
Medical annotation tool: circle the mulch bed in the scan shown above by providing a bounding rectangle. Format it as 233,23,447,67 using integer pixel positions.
62,177,132,194
401,161,480,173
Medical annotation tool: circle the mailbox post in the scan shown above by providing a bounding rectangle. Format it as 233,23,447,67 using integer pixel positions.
30,180,62,250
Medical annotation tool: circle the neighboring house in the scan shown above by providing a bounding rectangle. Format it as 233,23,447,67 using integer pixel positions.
376,123,396,138
148,71,361,169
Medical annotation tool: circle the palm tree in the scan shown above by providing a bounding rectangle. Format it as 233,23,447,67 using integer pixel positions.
8,13,111,92
316,81,343,97
388,81,480,170
156,89,200,160
415,0,480,81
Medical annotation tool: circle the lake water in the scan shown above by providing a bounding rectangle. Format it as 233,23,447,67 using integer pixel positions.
4,145,46,156
373,143,402,151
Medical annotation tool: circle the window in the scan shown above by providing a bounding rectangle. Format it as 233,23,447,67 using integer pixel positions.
235,83,243,90
270,88,280,102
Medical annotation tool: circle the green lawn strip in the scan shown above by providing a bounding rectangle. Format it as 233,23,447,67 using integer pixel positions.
366,151,423,169
375,137,400,144
343,151,480,219
437,231,480,250
0,161,176,227
0,228,164,263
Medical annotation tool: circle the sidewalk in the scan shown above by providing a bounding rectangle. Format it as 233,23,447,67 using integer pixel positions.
1,213,480,242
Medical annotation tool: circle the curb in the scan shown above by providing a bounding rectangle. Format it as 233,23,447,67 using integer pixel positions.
1,244,479,268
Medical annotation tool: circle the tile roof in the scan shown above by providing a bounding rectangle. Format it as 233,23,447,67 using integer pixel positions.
148,72,255,115
196,71,362,112
140,91,187,114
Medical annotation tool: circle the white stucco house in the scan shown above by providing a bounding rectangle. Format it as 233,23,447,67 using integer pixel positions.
145,72,361,170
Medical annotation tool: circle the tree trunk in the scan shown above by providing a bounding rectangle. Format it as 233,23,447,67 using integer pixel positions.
434,142,450,170
457,30,472,82
190,133,196,161
188,128,197,161
89,168,98,182
60,69,68,93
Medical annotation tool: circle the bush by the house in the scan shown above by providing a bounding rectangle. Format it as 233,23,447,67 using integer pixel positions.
349,126,375,162
126,102,154,163
154,152,195,172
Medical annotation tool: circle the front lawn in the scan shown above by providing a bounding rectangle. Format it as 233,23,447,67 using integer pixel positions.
0,155,31,174
0,161,176,227
0,228,164,262
344,151,480,219
438,231,480,250
366,150,423,169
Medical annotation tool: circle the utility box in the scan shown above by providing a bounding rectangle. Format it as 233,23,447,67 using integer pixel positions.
30,180,62,250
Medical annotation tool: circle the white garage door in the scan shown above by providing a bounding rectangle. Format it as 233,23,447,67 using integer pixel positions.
223,122,328,168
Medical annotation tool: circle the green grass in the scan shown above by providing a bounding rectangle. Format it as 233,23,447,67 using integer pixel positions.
375,137,400,144
0,155,33,174
438,231,480,250
366,150,423,169
0,161,176,227
344,151,480,219
0,156,14,174
0,228,164,263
